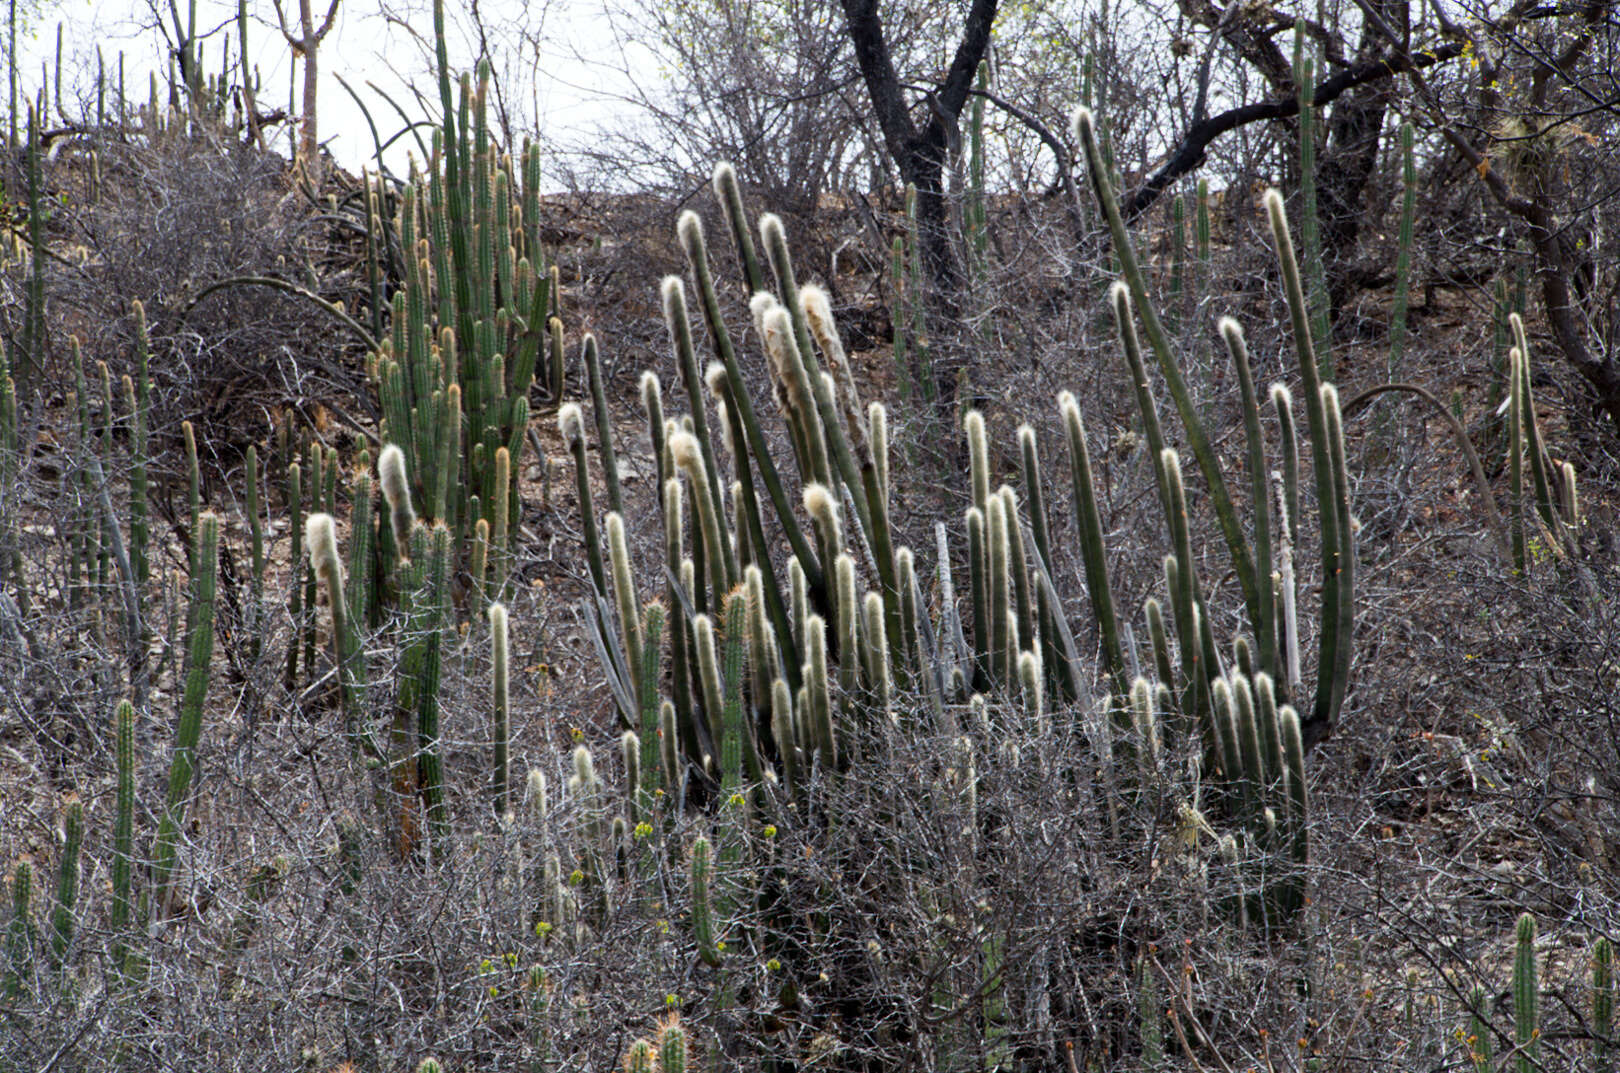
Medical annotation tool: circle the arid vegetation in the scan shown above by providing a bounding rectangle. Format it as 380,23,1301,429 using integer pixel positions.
1,0,1619,1069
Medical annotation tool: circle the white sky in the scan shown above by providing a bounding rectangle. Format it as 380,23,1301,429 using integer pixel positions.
20,0,653,182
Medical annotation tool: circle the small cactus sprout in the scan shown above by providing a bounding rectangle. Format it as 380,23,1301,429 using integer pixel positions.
623,1038,655,1073
658,1014,690,1073
378,444,416,549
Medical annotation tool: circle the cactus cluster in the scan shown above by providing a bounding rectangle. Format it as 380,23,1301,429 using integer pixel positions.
365,72,550,609
547,126,1358,1016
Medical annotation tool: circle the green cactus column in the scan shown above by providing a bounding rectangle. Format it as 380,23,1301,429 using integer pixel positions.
152,511,220,915
1514,913,1540,1073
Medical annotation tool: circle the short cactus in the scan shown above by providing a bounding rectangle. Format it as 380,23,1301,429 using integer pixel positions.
690,835,720,967
1515,912,1539,1073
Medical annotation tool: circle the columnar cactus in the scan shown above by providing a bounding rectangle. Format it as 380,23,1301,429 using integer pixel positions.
690,835,720,967
5,862,34,997
1514,912,1540,1073
49,800,83,969
110,700,135,963
152,511,220,914
1597,936,1615,1071
490,601,511,816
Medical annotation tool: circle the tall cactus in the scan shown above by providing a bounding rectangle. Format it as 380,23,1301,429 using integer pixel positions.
490,601,511,816
152,511,220,914
110,699,135,977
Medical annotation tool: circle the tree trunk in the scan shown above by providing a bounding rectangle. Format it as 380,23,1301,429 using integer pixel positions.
839,0,997,399
299,0,321,186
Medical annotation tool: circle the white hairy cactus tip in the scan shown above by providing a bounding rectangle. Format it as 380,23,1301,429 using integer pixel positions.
964,408,985,438
572,744,595,785
488,601,508,633
749,290,778,325
799,283,831,327
378,444,409,505
1017,423,1036,448
526,768,546,798
606,510,626,546
693,611,715,651
305,513,340,572
1071,106,1095,141
704,362,728,396
1108,279,1131,307
1057,389,1078,415
1218,316,1244,343
758,212,786,248
1264,188,1288,236
668,429,701,473
676,210,704,254
802,482,834,521
660,275,685,323
640,370,661,408
557,402,584,446
1270,382,1293,406
712,161,738,196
